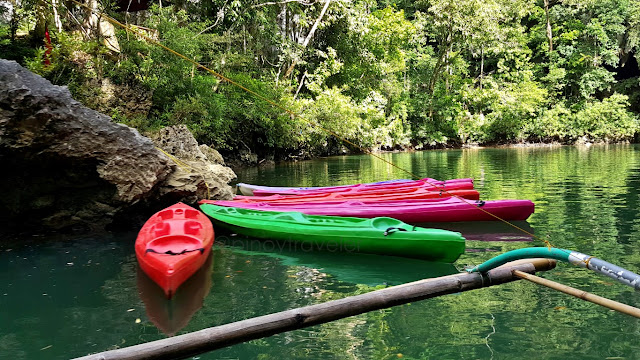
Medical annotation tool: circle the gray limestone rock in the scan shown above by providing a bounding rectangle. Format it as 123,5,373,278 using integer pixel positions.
152,125,236,203
0,60,235,233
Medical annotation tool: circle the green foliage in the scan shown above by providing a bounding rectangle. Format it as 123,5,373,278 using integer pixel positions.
485,80,549,141
572,93,639,141
526,103,574,141
5,0,640,156
578,67,615,98
525,94,639,142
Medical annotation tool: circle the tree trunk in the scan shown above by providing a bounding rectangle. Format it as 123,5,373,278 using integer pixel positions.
9,0,18,41
480,46,484,89
33,0,48,41
51,0,63,32
79,0,120,52
544,0,553,52
83,0,99,37
282,0,332,79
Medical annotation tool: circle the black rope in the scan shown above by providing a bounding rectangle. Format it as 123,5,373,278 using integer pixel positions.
145,248,205,256
384,227,408,236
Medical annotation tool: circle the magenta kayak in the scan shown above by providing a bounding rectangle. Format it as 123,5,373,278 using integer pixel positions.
237,177,473,196
212,198,534,223
251,180,474,197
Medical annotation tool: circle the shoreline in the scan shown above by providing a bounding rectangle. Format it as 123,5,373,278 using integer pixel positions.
225,141,634,171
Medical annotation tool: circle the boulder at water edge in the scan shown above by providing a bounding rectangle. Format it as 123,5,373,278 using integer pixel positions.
0,60,235,233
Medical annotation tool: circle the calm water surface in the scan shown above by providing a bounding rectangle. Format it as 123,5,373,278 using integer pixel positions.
2,145,640,359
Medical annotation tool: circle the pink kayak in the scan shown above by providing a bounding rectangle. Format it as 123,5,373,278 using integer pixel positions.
237,177,473,196
211,197,534,222
251,180,474,197
230,188,481,203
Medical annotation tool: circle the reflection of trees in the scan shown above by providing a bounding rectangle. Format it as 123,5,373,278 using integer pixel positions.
228,145,640,359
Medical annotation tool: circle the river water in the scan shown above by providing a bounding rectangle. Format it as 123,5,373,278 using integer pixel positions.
2,145,640,359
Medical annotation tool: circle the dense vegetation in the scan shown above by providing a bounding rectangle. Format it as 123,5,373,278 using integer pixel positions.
2,0,640,159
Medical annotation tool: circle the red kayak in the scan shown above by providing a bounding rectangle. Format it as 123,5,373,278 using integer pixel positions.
135,203,214,299
231,188,481,204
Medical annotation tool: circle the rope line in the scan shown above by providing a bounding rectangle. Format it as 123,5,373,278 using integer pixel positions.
60,0,580,264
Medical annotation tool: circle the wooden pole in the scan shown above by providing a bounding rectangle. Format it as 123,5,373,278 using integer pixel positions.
513,270,640,318
74,259,556,360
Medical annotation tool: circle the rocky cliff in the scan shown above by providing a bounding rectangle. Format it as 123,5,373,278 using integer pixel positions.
0,60,235,233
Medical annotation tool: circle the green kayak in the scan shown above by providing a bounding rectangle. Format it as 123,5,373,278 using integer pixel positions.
199,204,465,262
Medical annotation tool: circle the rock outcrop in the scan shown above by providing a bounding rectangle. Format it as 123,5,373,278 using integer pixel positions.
151,125,236,203
0,60,235,233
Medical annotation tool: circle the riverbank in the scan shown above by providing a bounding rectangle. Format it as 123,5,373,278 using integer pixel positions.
222,139,628,171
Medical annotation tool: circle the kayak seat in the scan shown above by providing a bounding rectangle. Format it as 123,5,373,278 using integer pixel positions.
185,209,200,219
371,217,404,230
158,209,174,220
184,220,203,235
153,222,171,237
146,235,203,254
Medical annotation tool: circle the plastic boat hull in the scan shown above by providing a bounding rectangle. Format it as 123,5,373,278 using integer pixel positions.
211,198,534,222
237,178,473,196
232,188,480,204
135,203,214,298
199,204,465,262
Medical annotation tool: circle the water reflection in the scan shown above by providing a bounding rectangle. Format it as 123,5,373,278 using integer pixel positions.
215,237,457,286
6,145,640,360
414,221,535,242
137,253,214,336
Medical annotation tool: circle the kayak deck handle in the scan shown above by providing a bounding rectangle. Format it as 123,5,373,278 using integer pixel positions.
145,248,205,256
384,227,408,236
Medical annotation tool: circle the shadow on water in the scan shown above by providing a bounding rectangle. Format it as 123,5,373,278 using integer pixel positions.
137,253,214,336
214,236,458,286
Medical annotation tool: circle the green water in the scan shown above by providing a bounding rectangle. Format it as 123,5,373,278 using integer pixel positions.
2,145,640,359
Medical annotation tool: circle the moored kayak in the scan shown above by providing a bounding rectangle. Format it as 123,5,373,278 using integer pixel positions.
199,204,466,262
210,198,535,222
237,177,473,196
232,188,481,204
135,203,214,298
250,179,474,197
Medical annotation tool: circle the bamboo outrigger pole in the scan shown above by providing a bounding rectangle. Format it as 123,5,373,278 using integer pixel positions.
73,259,555,360
513,270,640,319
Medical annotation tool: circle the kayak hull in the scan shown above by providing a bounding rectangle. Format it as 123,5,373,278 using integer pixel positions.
237,178,473,196
212,198,534,222
135,203,214,298
232,189,480,204
199,204,465,262
250,180,474,197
